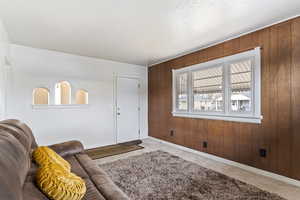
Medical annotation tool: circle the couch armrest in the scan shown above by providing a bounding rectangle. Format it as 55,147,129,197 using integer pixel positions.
48,140,84,157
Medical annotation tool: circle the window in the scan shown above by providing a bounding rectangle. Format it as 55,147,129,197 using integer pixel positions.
192,66,223,112
172,47,261,123
230,59,252,113
33,88,49,105
55,81,71,105
76,89,88,104
175,73,188,111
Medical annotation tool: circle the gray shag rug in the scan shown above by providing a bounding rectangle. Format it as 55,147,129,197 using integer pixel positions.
99,151,285,200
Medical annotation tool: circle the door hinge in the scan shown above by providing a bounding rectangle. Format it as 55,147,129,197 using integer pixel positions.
138,84,141,88
138,107,140,111
138,130,141,135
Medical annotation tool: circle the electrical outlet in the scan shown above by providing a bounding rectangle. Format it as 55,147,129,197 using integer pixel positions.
259,149,267,157
203,141,208,148
170,130,174,137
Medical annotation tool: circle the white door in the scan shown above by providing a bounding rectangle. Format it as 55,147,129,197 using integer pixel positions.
116,77,140,143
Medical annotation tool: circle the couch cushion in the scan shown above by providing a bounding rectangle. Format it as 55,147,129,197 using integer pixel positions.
75,153,106,176
27,161,39,177
0,119,38,149
65,155,89,179
49,140,84,157
23,160,107,200
24,176,107,200
23,182,48,200
0,124,32,152
83,179,106,200
75,153,129,200
0,130,30,200
91,175,129,200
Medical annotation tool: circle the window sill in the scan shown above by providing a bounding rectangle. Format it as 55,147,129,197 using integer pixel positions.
31,104,90,110
172,112,262,124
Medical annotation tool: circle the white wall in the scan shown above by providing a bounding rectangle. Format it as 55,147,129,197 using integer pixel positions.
0,19,10,119
0,20,10,62
6,44,148,149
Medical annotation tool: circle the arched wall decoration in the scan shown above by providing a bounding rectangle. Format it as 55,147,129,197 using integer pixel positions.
55,81,71,105
33,88,50,105
32,81,89,108
76,89,88,104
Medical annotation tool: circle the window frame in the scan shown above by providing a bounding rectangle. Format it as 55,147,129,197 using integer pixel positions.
174,71,189,112
228,57,254,116
172,47,262,123
190,64,225,115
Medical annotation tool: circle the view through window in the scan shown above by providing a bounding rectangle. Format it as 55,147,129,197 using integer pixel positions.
192,66,223,112
172,48,261,123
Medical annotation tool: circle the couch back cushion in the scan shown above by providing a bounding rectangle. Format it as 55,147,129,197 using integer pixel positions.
0,119,38,149
0,130,30,200
0,124,32,152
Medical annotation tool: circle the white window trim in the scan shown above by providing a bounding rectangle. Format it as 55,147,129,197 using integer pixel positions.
174,72,189,112
172,47,262,124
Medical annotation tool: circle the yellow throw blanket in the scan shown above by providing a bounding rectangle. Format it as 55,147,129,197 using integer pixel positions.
33,146,86,200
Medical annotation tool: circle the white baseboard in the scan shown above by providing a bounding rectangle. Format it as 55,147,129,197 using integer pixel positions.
148,136,300,187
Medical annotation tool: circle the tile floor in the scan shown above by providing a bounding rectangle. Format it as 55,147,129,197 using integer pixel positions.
94,138,300,200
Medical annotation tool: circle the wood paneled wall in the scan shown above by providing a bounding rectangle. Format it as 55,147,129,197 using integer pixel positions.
148,17,300,180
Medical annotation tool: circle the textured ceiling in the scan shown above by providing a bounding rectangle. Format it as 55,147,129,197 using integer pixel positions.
0,0,299,66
